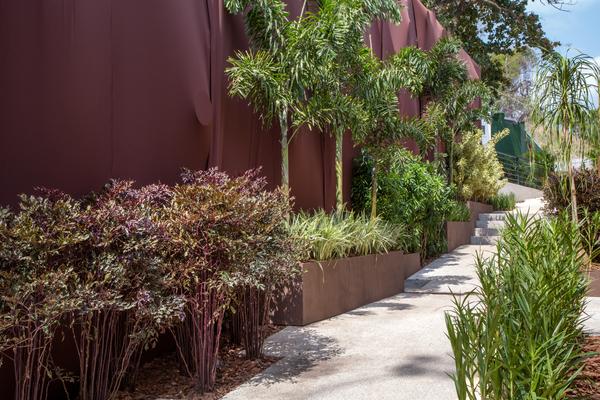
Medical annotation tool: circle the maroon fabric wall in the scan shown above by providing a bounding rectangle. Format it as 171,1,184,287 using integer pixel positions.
0,1,483,397
0,0,481,212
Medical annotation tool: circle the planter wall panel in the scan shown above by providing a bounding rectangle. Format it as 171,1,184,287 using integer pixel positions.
445,201,494,252
403,252,421,279
586,270,600,297
271,251,408,326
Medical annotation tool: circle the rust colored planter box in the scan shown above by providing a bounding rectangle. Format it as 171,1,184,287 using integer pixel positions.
585,269,600,297
404,252,421,279
270,250,415,326
445,201,494,252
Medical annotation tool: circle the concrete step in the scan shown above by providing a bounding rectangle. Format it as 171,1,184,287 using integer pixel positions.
476,220,506,228
471,236,499,245
473,227,500,236
478,213,506,221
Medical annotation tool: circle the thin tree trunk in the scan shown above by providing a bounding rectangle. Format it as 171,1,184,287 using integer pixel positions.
566,126,578,223
335,125,344,212
569,158,578,223
371,154,378,219
280,109,289,192
449,140,454,186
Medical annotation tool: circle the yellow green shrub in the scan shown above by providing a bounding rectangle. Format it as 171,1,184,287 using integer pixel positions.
453,129,508,202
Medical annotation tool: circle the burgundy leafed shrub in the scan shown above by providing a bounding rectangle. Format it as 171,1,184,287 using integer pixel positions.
0,168,304,399
0,192,83,400
167,168,304,392
543,168,600,262
71,181,185,400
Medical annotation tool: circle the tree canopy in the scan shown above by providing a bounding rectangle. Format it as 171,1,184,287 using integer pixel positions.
421,0,561,95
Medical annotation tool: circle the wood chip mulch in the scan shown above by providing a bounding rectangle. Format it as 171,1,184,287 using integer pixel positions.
421,253,442,267
115,325,285,400
567,336,600,399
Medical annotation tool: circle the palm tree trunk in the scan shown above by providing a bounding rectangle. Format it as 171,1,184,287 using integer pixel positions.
565,125,578,223
280,109,289,192
371,154,378,219
335,125,344,213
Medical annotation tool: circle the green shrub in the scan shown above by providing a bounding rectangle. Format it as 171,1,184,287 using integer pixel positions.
352,148,456,261
543,168,600,263
446,201,471,222
446,212,591,400
487,192,517,211
287,209,405,261
453,129,508,202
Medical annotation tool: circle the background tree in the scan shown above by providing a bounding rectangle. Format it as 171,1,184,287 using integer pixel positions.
293,0,405,212
421,0,561,94
531,50,598,222
225,0,307,193
415,37,492,185
492,47,539,122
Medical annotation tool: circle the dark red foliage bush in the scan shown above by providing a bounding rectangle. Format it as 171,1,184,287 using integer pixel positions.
0,168,304,399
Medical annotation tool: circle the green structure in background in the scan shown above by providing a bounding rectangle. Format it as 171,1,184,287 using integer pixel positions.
491,113,541,157
491,113,546,189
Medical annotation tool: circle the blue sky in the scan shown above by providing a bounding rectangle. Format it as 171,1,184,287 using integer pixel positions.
527,0,600,105
527,0,600,60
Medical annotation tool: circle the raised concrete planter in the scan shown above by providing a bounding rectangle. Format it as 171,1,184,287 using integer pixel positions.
270,250,418,326
444,201,494,252
585,269,600,297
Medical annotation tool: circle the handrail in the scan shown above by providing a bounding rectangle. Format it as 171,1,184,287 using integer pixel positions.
495,151,550,189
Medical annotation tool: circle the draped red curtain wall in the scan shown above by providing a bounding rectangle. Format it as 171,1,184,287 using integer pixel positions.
0,0,480,212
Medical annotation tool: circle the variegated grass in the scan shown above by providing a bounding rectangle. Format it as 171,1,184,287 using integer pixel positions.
287,209,406,261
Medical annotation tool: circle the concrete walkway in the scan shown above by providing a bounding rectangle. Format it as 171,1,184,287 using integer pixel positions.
223,245,493,400
222,197,600,400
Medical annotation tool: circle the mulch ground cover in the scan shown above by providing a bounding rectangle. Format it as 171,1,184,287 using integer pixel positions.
567,336,600,399
115,325,285,400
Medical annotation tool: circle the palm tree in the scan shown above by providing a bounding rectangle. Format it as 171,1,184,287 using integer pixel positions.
531,50,598,222
225,0,309,193
414,37,492,185
293,0,405,212
359,47,429,218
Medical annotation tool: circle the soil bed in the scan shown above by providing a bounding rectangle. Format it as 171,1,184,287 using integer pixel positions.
115,325,285,400
567,336,600,399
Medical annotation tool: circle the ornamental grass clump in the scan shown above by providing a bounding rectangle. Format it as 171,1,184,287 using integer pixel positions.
486,192,517,211
446,212,593,400
287,209,404,261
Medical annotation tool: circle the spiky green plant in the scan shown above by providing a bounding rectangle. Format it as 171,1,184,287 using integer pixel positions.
446,211,595,399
